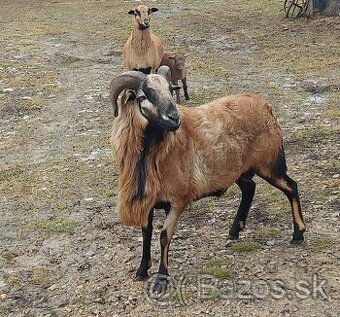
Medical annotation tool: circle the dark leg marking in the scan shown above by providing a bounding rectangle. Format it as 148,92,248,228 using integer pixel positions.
150,204,183,294
292,222,304,243
158,230,169,276
258,148,306,243
282,174,306,244
135,209,154,281
260,173,306,243
229,172,256,240
182,77,189,100
153,229,169,294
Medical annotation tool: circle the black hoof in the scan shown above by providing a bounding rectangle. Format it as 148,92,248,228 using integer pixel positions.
134,273,148,281
152,275,169,294
291,238,304,245
228,234,239,240
291,230,305,244
135,267,149,281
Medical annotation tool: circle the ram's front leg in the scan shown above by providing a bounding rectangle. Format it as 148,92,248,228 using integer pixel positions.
135,209,154,281
153,205,184,294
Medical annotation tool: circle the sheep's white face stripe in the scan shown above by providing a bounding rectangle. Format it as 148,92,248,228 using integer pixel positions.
143,75,174,106
140,98,153,110
140,98,157,118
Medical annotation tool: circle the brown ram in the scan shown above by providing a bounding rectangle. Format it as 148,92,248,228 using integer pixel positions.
109,67,306,293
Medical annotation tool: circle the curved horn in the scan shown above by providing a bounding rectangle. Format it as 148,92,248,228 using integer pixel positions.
157,65,171,82
109,71,146,117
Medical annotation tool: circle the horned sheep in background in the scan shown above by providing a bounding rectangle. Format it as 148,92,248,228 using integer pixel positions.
161,52,190,103
123,5,163,74
109,66,306,293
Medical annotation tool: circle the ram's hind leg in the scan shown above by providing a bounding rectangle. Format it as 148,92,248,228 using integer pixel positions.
260,173,306,243
135,209,154,281
229,171,256,240
182,77,189,101
258,149,306,243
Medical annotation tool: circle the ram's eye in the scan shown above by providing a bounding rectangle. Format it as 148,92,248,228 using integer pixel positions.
138,95,147,102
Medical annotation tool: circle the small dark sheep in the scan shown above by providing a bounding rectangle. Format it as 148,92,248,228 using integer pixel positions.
161,52,189,103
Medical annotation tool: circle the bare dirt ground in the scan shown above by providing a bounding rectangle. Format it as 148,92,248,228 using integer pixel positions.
0,1,339,316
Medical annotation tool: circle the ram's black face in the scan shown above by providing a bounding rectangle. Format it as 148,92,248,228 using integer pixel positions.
137,75,180,131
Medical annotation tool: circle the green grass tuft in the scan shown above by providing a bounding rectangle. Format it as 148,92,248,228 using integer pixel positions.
31,267,50,285
35,218,75,233
24,95,44,110
230,241,261,253
200,258,231,278
309,237,334,252
18,218,76,234
256,227,279,239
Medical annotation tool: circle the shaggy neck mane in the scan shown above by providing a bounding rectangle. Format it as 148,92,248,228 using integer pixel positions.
131,27,151,51
133,123,165,200
113,110,175,227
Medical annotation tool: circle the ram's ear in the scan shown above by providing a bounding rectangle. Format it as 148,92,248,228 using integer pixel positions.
122,89,136,105
150,7,159,13
168,54,177,59
128,9,135,15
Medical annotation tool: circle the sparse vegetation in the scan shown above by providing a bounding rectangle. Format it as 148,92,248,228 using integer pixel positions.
0,0,339,316
229,241,261,253
18,218,76,234
256,227,279,239
24,95,45,110
200,259,231,278
31,267,51,285
309,236,334,252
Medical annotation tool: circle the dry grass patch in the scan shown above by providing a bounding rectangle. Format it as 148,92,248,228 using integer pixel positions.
200,258,231,279
309,236,335,252
229,241,261,253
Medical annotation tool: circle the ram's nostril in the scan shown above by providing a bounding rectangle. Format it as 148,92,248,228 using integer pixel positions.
168,111,179,122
